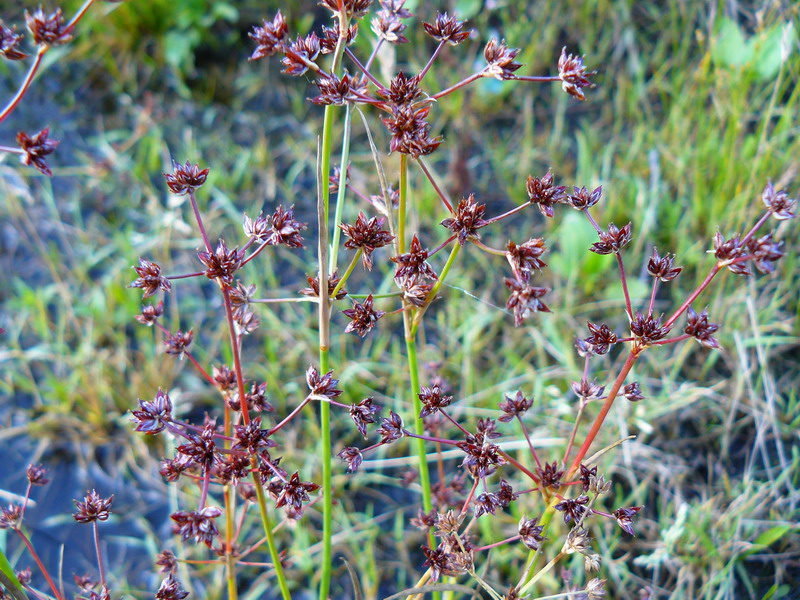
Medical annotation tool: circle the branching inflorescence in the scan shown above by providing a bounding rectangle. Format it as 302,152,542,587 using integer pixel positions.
1,1,796,599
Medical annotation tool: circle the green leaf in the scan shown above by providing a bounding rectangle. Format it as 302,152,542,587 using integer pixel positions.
712,18,753,68
0,546,27,600
752,22,796,80
753,525,794,548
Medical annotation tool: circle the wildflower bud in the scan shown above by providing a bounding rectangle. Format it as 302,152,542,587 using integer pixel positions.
320,23,358,55
340,212,395,269
410,508,436,530
0,505,23,529
274,473,320,515
14,568,31,586
26,464,49,486
266,205,306,248
484,38,522,80
497,480,519,507
155,550,178,575
712,232,750,275
474,492,502,517
434,510,462,536
378,70,423,104
558,47,596,101
0,23,27,60
164,160,208,195
197,240,242,284
585,577,607,599
526,170,566,218
337,446,363,472
164,330,193,359
130,258,171,298
319,0,373,19
572,379,605,402
281,33,321,77
505,279,550,327
391,235,438,281
630,312,670,345
684,308,720,349
590,222,632,255
555,495,590,525
565,526,591,554
537,461,564,489
17,128,59,176
584,322,617,355
518,516,545,550
300,270,348,300
441,195,488,245
135,300,164,326
588,474,612,495
155,574,189,600
613,506,642,536
568,185,602,210
25,8,72,46
377,411,405,443
311,71,367,105
371,10,408,44
423,12,470,45
498,391,533,422
248,12,289,61
132,389,173,434
761,182,796,220
418,384,453,418
647,248,682,281
306,366,343,400
584,553,602,573
623,382,645,402
747,233,784,274
579,464,598,491
73,490,113,523
170,507,222,547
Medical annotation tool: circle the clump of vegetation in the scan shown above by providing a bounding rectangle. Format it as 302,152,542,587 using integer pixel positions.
1,1,797,599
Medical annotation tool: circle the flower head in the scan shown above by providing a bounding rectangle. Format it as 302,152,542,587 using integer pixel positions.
197,240,241,283
505,278,550,326
647,248,682,282
306,366,343,400
73,490,113,524
349,397,381,436
484,38,522,80
132,389,173,434
558,47,595,101
26,7,72,46
391,235,438,281
170,507,222,547
762,182,795,220
498,391,533,422
441,195,488,245
418,384,453,418
340,212,395,269
423,12,470,45
506,238,547,282
590,222,632,255
684,307,720,349
249,12,289,61
526,170,566,218
0,23,27,60
17,128,59,176
130,258,171,298
164,161,208,195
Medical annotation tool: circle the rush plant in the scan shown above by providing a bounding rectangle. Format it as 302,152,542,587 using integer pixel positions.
0,1,796,600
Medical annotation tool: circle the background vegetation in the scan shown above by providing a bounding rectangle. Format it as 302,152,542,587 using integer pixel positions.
1,0,798,598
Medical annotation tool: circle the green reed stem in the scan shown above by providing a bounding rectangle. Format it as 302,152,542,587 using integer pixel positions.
329,103,353,272
252,473,291,600
318,18,349,597
331,248,362,299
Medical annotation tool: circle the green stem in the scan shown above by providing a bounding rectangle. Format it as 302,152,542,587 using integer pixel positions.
411,242,461,334
330,248,362,299
399,154,408,253
252,473,291,600
329,103,353,272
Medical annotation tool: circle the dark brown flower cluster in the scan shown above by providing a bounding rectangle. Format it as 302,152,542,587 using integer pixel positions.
684,307,720,349
505,278,550,327
281,33,321,77
73,490,113,524
164,330,193,359
630,312,670,345
372,0,411,44
506,238,547,282
306,366,343,400
197,240,242,284
383,103,442,157
249,11,289,60
568,185,602,211
526,171,566,218
171,506,222,547
0,22,27,60
558,47,596,101
132,389,173,435
418,384,453,418
498,391,533,422
300,270,348,300
349,397,381,436
164,161,209,195
17,128,59,176
392,235,438,282
273,472,320,517
423,12,470,45
25,7,72,46
265,205,307,248
311,71,368,105
342,295,385,337
647,248,682,281
484,38,522,80
590,222,632,255
340,212,395,269
441,194,488,245
130,258,171,298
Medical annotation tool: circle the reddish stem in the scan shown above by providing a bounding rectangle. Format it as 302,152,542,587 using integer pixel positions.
497,450,540,484
14,528,66,600
516,415,542,469
221,285,251,425
188,191,213,253
429,234,457,257
566,351,639,478
480,202,531,228
740,211,771,246
344,47,388,92
0,47,45,125
511,75,561,83
267,396,311,437
431,72,484,100
240,240,270,267
615,252,634,320
649,333,691,346
418,40,445,81
415,157,454,214
474,535,521,552
92,521,107,588
663,265,721,329
440,409,472,437
167,271,205,280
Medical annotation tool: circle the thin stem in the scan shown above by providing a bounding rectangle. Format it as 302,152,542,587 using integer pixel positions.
497,450,540,484
222,286,251,426
64,0,96,32
399,154,408,253
473,535,521,552
330,248,362,299
649,333,691,346
251,297,318,304
740,211,771,246
239,240,270,267
431,72,484,100
185,352,217,387
510,75,561,83
14,529,65,600
518,551,566,595
429,234,457,257
439,408,472,437
344,47,387,93
188,191,213,253
419,41,445,82
663,265,721,329
0,145,23,154
561,403,585,467
267,396,312,437
459,478,480,519
252,472,291,600
225,485,237,600
403,431,461,447
415,157,454,214
647,278,660,318
480,202,530,228
516,415,542,469
167,271,205,280
364,38,384,71
615,253,634,320
470,239,506,256
329,103,353,271
411,242,461,332
92,522,107,588
0,46,45,125
348,291,403,299
566,351,639,478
